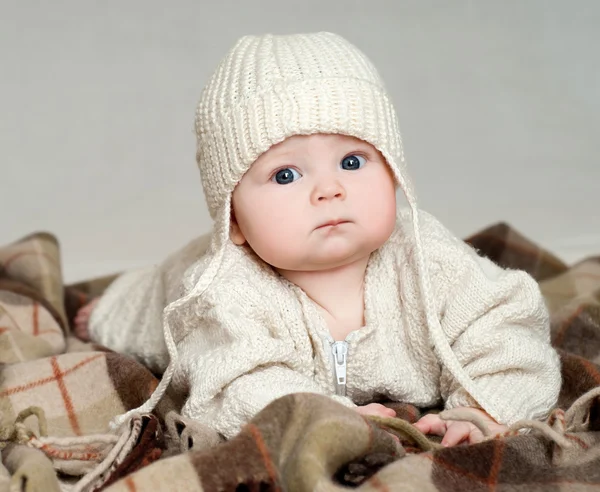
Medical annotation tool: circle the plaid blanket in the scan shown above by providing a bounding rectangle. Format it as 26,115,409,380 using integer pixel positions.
1,223,599,491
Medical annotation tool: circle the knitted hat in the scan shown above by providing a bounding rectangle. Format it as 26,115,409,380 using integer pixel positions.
194,32,408,221
112,32,496,429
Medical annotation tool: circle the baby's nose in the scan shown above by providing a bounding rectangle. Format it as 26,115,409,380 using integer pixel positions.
312,180,346,203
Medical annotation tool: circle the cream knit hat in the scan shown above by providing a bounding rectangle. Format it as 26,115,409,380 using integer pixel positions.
194,31,409,221
112,32,491,428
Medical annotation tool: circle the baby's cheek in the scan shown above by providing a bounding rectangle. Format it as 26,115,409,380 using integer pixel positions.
250,228,304,268
363,195,396,242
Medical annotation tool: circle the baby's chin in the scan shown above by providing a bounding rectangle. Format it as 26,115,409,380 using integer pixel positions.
274,243,376,272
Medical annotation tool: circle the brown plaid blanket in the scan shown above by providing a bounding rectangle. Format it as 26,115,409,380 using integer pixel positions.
1,223,599,491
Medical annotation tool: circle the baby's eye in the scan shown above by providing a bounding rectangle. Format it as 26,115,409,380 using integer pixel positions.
272,168,301,185
340,154,366,170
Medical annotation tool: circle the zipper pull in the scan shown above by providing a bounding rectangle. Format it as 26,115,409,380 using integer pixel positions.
331,341,348,396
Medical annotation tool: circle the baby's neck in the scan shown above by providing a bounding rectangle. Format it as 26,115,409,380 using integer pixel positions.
276,256,370,339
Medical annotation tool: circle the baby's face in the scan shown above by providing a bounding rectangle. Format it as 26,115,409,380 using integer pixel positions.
230,134,397,272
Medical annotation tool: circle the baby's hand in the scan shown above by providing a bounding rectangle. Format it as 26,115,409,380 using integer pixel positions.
413,407,508,447
354,403,396,418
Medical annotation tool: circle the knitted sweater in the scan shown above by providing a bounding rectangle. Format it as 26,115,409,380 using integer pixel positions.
90,209,561,439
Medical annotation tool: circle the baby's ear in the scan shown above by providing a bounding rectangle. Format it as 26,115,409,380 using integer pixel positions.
229,214,247,246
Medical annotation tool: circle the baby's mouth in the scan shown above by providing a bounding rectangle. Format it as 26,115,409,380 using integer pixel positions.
316,219,351,230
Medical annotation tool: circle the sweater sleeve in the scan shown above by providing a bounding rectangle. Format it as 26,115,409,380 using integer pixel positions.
89,266,169,374
176,302,355,439
88,234,212,375
420,212,561,425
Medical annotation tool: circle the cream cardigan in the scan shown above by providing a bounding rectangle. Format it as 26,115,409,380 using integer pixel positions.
91,209,561,438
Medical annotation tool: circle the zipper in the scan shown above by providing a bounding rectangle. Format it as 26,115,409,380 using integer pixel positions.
321,331,358,397
331,341,348,396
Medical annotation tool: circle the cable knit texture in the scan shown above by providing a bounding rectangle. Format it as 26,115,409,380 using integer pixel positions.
92,32,561,436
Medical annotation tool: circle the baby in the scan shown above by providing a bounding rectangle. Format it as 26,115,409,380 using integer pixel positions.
76,32,561,446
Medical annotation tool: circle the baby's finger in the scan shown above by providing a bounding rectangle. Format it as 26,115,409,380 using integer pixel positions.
383,407,396,417
441,422,472,447
414,414,447,436
467,426,486,444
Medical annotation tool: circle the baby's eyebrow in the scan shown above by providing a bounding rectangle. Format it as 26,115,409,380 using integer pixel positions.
344,140,371,151
259,150,298,166
267,150,295,160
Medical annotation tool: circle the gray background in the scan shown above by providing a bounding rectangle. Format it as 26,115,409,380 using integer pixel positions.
2,0,598,282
